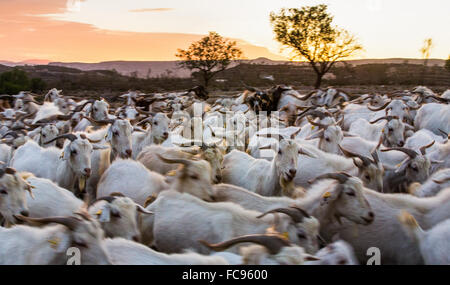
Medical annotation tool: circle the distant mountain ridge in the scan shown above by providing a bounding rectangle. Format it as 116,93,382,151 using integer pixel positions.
1,57,446,78
48,57,446,78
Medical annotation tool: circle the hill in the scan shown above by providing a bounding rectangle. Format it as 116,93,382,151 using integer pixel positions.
47,58,446,79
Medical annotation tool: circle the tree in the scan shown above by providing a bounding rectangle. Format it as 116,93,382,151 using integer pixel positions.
0,68,30,94
270,4,362,88
176,32,243,88
445,55,450,73
420,38,433,66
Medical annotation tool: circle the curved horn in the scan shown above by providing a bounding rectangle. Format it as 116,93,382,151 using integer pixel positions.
370,116,398,124
308,172,351,184
156,154,192,166
381,147,417,159
44,133,77,144
82,116,115,126
367,100,390,111
295,90,317,101
339,145,373,166
433,176,450,184
307,117,327,129
297,109,330,120
89,196,117,206
371,137,383,164
14,215,80,231
1,131,19,139
425,95,450,103
419,140,435,155
199,234,291,255
73,99,95,112
438,129,449,139
257,207,310,224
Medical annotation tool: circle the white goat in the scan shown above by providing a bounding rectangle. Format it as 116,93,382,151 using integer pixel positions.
399,211,450,265
142,190,320,254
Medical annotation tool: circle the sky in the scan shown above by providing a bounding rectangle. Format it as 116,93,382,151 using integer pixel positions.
0,0,449,62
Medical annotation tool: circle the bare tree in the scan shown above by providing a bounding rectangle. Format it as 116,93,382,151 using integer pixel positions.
420,38,434,66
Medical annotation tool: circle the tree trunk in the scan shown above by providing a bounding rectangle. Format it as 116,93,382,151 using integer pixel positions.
203,73,210,88
314,72,323,89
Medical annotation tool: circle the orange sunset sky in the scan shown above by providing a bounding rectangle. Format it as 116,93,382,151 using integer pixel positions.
1,0,449,63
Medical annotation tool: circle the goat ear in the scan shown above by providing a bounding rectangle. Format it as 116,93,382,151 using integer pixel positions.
98,205,111,223
62,145,71,160
320,185,342,206
395,159,409,173
105,127,113,142
352,158,364,168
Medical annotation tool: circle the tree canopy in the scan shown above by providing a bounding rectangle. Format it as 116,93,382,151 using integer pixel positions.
176,32,243,88
270,4,362,88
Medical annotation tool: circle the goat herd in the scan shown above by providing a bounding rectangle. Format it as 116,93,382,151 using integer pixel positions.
0,85,449,265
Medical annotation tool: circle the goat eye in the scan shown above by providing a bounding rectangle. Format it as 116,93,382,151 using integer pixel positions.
365,175,370,180
0,190,8,195
72,150,77,155
190,174,199,180
154,122,158,126
388,128,393,133
325,138,330,142
113,131,119,136
297,232,306,239
42,134,46,138
346,191,356,196
278,150,282,155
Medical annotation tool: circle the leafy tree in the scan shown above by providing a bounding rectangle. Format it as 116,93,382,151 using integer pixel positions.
30,77,46,92
270,4,362,88
176,32,243,88
445,55,450,73
0,68,30,94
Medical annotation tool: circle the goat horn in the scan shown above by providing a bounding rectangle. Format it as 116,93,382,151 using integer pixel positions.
367,101,390,111
84,116,115,126
419,140,435,155
295,90,317,101
308,172,351,184
14,215,80,231
257,207,310,224
370,116,398,124
199,234,291,255
73,99,95,112
438,129,449,139
339,145,373,166
136,107,156,116
44,133,77,144
290,128,302,140
307,117,327,129
433,177,450,184
381,147,418,159
89,196,116,206
156,154,191,166
370,137,383,164
1,131,19,139
425,95,450,103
